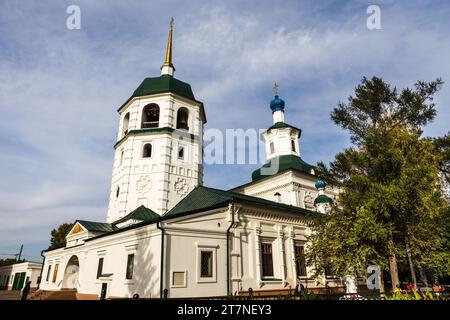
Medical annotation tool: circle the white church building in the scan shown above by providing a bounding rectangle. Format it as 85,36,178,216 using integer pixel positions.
39,21,339,299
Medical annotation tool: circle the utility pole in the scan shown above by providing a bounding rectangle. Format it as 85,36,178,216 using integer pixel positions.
17,244,23,262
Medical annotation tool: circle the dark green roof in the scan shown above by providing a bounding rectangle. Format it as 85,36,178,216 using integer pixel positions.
164,185,315,219
133,75,195,100
267,122,302,136
112,205,160,226
76,220,117,233
118,75,206,123
314,194,333,204
79,186,317,244
252,154,316,182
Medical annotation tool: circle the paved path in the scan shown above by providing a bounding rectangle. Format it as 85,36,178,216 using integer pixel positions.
0,290,21,300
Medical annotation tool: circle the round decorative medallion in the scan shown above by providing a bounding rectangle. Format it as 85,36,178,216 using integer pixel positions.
136,175,151,194
174,178,189,196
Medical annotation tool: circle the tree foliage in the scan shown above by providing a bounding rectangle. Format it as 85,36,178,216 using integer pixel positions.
307,76,449,282
0,258,25,267
48,223,74,250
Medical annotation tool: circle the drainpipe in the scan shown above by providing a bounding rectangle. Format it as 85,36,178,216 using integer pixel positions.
226,202,235,297
156,220,165,299
38,250,45,289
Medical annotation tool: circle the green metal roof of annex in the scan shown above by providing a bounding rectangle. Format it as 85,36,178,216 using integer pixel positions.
251,154,316,182
112,205,160,226
164,185,316,219
75,220,117,233
72,186,319,245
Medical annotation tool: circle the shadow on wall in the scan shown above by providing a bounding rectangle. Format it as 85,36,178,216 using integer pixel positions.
125,227,159,299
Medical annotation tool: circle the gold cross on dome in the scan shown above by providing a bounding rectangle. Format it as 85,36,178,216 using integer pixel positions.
273,82,279,96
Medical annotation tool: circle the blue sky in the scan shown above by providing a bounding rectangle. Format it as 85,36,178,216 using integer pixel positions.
1,0,449,261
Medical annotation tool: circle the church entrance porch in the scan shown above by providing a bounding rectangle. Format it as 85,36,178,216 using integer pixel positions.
62,255,80,290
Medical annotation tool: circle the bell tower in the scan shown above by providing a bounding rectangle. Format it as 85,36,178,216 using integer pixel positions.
106,18,206,223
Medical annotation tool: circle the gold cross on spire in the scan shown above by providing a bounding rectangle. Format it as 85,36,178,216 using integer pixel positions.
273,82,279,96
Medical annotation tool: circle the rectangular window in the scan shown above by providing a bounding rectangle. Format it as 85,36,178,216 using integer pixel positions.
261,242,274,277
52,264,59,283
295,245,307,277
97,258,104,279
291,140,296,152
172,271,186,287
46,265,52,282
200,251,213,277
126,254,134,280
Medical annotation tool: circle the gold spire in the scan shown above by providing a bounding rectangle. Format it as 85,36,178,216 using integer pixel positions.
273,82,279,96
163,17,174,67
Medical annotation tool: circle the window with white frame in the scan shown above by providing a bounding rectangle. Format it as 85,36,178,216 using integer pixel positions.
197,245,217,283
123,112,130,136
261,242,274,278
178,146,185,161
200,251,213,277
294,244,307,277
125,254,134,280
46,265,51,282
142,143,152,158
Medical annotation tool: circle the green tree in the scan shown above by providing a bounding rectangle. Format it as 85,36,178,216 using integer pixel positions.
434,132,450,194
307,77,449,290
0,258,25,267
48,223,74,250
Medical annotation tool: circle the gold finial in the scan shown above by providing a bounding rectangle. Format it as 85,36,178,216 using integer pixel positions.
273,82,279,96
163,17,174,67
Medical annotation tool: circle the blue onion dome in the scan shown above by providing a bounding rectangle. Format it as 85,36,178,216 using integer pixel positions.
270,95,285,112
315,179,326,190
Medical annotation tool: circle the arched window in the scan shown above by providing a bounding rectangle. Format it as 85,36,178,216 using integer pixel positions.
176,107,189,130
143,143,152,158
141,104,159,128
178,146,185,160
270,142,275,154
123,113,130,136
274,192,281,202
291,140,296,152
120,150,124,166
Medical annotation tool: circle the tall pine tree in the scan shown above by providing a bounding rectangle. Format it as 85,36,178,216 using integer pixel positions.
307,77,449,290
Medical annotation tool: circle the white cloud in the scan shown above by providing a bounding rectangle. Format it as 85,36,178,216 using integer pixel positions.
0,0,449,256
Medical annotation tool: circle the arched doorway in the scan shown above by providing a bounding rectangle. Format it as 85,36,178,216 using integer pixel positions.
62,255,79,290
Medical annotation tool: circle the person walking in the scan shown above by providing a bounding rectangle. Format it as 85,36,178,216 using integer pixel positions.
21,281,31,300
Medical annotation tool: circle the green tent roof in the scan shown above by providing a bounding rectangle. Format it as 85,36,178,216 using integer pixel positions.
164,185,315,219
251,154,316,182
267,122,302,136
76,220,117,233
112,205,160,226
132,75,196,101
314,194,333,204
118,75,206,123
